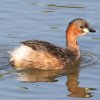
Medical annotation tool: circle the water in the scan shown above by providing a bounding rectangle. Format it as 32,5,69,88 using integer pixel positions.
0,0,100,100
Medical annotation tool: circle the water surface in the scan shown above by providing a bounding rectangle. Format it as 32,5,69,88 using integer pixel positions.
0,0,100,100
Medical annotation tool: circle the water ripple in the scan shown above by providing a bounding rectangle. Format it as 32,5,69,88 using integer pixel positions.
81,50,99,68
47,4,85,8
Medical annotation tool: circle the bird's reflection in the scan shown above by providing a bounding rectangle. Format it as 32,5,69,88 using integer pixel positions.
17,68,66,82
16,59,95,98
66,60,95,98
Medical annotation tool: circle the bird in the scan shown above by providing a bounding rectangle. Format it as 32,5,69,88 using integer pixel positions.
10,18,96,70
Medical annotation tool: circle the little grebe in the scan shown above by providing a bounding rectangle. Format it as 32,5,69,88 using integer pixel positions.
10,18,96,70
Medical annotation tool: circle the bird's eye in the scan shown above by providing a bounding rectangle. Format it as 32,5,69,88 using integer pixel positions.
80,25,84,28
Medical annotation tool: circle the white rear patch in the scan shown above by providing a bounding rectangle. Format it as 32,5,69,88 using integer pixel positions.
10,45,33,62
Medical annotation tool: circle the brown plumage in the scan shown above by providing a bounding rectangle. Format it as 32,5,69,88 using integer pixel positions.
10,18,96,70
